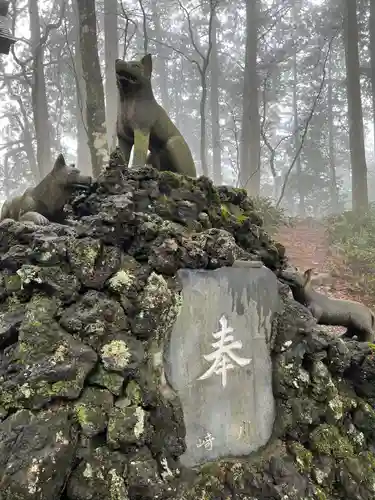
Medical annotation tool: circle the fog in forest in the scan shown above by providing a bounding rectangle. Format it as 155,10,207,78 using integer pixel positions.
0,0,374,217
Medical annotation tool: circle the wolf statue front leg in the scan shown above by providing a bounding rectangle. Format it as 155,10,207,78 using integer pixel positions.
17,191,50,225
131,128,150,168
19,211,50,225
118,136,133,166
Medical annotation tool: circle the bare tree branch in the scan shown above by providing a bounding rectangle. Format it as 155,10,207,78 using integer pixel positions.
276,33,337,208
138,0,148,53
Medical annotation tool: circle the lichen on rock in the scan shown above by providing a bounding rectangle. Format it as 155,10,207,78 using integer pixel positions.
0,153,375,499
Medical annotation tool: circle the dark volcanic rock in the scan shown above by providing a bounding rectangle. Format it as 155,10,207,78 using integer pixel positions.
1,153,375,499
0,408,77,499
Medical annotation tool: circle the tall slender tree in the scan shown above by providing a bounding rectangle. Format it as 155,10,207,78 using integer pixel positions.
77,0,108,177
209,11,222,184
104,0,118,152
327,49,339,213
28,0,54,177
344,0,368,212
369,0,375,160
240,0,261,195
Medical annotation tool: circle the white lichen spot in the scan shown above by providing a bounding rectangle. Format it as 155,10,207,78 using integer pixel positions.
153,351,163,368
295,456,305,469
300,410,313,424
75,245,99,273
297,368,310,385
108,269,135,292
160,457,173,480
55,431,69,445
39,251,53,262
83,463,93,479
108,468,128,499
142,272,171,310
134,406,145,438
27,458,42,494
313,468,326,485
347,423,365,446
17,266,43,287
281,340,292,352
328,395,343,421
51,344,68,364
101,340,131,369
85,320,106,335
20,383,32,398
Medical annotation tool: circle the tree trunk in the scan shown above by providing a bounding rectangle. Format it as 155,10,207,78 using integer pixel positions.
209,12,222,184
292,49,305,216
104,0,118,152
17,104,38,182
77,0,108,178
3,154,11,198
28,0,52,179
344,0,368,212
327,50,339,213
71,0,92,175
200,71,209,177
370,0,375,160
151,0,169,111
239,0,261,196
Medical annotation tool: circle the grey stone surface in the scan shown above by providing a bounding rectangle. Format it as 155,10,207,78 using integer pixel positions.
232,260,263,268
165,266,279,467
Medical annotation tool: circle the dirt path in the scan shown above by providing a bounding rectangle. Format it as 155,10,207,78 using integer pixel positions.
276,219,374,335
276,220,331,273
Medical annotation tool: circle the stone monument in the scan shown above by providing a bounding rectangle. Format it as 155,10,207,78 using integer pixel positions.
165,263,279,467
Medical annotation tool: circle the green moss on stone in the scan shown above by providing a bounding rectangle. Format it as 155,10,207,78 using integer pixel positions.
4,274,22,292
314,486,328,500
125,380,142,405
76,405,90,426
309,424,354,459
288,442,313,473
220,204,230,220
236,213,248,224
88,365,125,396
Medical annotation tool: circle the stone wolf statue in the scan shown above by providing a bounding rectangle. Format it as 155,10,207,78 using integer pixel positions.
116,53,197,177
0,154,92,225
280,267,375,342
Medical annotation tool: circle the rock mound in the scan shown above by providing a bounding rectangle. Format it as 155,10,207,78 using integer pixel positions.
0,153,374,500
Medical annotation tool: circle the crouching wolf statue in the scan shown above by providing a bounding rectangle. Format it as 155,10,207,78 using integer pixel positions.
280,267,375,342
0,153,92,225
116,53,197,178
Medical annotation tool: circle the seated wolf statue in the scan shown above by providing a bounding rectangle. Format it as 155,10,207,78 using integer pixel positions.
0,153,92,225
115,54,197,178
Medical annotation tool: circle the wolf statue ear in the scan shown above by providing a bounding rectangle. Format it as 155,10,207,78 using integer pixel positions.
303,268,313,287
53,153,66,170
141,53,152,78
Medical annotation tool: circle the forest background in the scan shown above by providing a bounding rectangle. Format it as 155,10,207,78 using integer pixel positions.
1,0,374,218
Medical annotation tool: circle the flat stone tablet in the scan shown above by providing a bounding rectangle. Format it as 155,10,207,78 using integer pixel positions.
165,266,279,468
